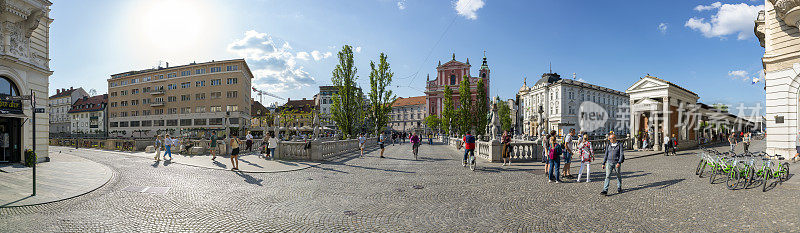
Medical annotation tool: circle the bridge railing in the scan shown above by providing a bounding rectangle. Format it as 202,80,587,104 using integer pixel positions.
438,136,637,163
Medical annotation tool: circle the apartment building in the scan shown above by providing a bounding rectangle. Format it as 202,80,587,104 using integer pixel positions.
389,96,427,133
68,94,108,134
48,87,88,134
107,59,253,137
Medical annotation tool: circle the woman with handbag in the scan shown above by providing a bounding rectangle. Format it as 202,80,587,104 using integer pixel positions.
576,134,594,182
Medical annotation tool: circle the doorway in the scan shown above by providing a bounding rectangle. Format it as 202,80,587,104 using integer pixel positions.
0,117,21,163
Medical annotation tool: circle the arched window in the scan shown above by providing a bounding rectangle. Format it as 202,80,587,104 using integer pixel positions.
0,76,19,96
450,75,456,85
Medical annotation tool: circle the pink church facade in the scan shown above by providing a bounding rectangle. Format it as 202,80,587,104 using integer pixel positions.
425,53,491,117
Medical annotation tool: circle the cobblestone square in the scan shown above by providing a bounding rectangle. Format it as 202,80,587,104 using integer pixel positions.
1,140,798,232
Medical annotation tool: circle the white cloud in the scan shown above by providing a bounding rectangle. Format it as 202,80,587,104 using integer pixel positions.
228,30,331,92
728,70,748,80
685,3,763,40
355,46,362,53
694,2,722,11
658,23,668,34
454,0,485,20
397,0,406,10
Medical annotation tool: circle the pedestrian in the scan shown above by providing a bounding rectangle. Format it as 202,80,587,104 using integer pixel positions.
642,132,648,151
428,133,433,145
793,130,800,163
743,132,751,153
245,131,254,153
501,131,512,166
411,133,421,159
562,128,576,178
663,133,671,156
670,134,678,156
267,132,278,160
358,134,366,157
154,134,162,161
379,132,386,158
548,136,563,183
601,134,624,196
728,133,736,153
210,131,218,160
462,132,476,166
577,134,593,182
230,136,241,170
164,135,173,160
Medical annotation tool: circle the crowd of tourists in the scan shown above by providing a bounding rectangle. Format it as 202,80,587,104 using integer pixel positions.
151,130,278,171
539,128,624,196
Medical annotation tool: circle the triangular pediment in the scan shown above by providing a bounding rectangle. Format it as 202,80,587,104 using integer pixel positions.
441,60,467,67
627,76,668,92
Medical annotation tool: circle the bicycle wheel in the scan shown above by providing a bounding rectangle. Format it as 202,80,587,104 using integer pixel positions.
762,168,772,192
780,162,789,182
726,169,739,190
709,167,717,184
469,156,476,171
696,159,704,175
746,166,756,187
698,162,707,178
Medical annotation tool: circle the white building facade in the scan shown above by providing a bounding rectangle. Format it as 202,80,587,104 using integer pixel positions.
517,72,629,137
48,87,88,134
754,0,800,156
68,94,107,134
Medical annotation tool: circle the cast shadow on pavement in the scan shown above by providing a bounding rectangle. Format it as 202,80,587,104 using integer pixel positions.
607,178,685,196
235,171,263,186
237,158,263,168
212,160,228,169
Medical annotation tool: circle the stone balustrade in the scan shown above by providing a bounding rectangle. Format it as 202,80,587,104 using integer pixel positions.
439,136,637,163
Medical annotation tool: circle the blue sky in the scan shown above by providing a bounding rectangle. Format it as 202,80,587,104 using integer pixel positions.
49,0,766,112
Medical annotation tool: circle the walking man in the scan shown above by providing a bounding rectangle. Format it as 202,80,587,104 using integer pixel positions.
462,132,476,166
563,129,575,178
728,133,736,153
742,132,751,153
210,131,218,160
379,132,386,158
164,135,173,160
601,134,624,196
245,131,254,154
154,135,162,161
663,133,672,156
358,134,366,158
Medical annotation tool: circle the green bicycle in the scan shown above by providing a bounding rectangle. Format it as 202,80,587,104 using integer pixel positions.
760,155,790,192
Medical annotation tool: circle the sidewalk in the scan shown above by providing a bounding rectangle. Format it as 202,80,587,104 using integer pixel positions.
0,148,113,207
55,146,319,173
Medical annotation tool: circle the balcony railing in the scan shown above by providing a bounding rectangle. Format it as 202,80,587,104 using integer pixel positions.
149,90,164,95
150,101,164,107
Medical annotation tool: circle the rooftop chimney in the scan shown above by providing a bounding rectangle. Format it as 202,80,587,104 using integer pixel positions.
56,89,60,94
166,62,169,68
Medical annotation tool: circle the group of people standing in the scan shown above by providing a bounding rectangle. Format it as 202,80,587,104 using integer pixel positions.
153,130,279,171
365,132,424,159
540,129,625,196
728,131,752,153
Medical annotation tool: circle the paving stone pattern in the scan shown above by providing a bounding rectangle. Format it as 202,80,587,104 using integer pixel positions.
1,140,798,232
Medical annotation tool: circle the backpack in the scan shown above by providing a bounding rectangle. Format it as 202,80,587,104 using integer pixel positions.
464,135,476,144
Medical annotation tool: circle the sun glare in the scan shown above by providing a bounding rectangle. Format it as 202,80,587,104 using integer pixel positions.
134,0,211,51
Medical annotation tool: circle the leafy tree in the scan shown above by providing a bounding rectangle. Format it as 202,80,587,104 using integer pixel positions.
474,78,489,136
458,76,473,134
331,45,365,139
498,99,512,132
368,53,396,134
711,103,729,112
425,115,440,132
442,85,455,135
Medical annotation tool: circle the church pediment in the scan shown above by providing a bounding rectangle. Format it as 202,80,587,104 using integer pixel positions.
627,77,667,92
440,60,467,67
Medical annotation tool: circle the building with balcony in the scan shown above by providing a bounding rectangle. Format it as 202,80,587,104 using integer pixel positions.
754,0,800,156
107,59,253,138
68,94,108,134
389,96,427,133
0,0,53,163
48,87,88,134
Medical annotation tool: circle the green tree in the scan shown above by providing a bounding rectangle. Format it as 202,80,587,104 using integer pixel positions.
425,115,440,132
368,53,396,134
442,85,455,135
458,76,473,134
474,78,489,136
498,99,512,132
331,45,364,139
711,103,729,112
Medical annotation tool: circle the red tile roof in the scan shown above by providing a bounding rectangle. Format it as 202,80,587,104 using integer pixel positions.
278,99,315,113
393,96,426,107
68,94,107,113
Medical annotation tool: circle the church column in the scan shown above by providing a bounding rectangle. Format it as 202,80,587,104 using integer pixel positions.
630,98,638,149
662,96,671,151
654,112,661,151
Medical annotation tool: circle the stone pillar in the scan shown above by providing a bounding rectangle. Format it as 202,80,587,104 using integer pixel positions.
490,140,503,162
654,113,661,151
309,140,323,161
631,110,639,149
662,96,670,151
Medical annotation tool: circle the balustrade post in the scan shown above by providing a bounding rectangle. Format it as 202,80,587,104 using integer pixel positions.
489,140,503,162
309,140,323,161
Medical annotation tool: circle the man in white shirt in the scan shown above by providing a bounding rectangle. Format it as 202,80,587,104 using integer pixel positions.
358,134,366,158
378,133,385,158
663,134,671,156
245,131,254,153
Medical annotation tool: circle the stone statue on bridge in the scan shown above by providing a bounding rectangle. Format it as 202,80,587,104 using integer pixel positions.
488,99,500,141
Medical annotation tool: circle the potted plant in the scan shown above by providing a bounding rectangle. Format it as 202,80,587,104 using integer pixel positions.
24,149,36,167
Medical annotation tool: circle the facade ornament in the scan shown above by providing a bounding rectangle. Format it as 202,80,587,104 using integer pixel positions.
770,0,800,28
755,10,766,48
488,98,500,141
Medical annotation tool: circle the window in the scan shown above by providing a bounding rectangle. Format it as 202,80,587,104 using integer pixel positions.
181,82,191,88
167,84,177,90
210,79,221,86
226,105,238,112
227,78,238,85
210,92,221,99
119,121,128,127
131,100,139,106
121,101,128,106
180,107,190,114
196,68,205,74
178,119,192,126
167,108,177,114
194,119,206,125
142,87,151,93
121,80,128,85
141,120,152,127
167,73,176,78
226,91,237,98
131,78,139,84
144,76,151,82
226,65,238,71
120,112,128,117
181,95,190,101
450,75,456,85
154,109,164,115
230,118,239,124
195,93,206,100
157,75,164,80
142,110,151,116
121,90,127,95
196,81,205,87
110,122,118,128
210,67,221,73
110,92,117,97
167,96,177,102
195,106,206,113
154,120,165,126
209,118,223,125
181,71,190,76
130,121,140,127
210,106,222,112
110,102,117,107
166,119,178,126
142,98,150,104
154,97,164,103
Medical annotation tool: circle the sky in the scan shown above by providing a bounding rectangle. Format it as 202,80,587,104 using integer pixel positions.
49,0,767,114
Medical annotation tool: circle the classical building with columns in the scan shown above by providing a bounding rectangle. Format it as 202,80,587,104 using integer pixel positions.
425,53,490,117
627,76,756,151
754,0,800,156
0,0,53,163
